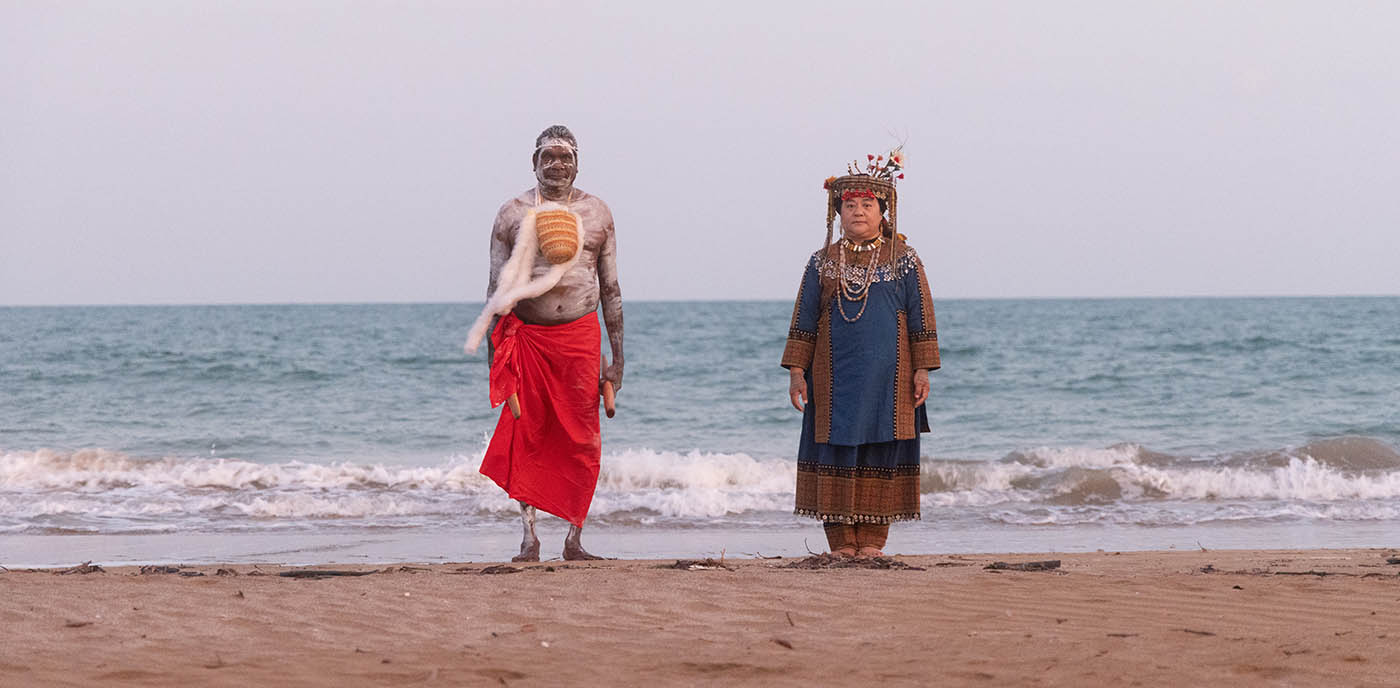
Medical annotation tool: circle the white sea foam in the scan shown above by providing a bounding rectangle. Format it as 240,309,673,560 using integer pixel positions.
0,448,798,527
4,445,1399,532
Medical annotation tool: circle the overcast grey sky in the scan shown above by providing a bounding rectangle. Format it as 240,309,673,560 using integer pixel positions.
3,1,1397,305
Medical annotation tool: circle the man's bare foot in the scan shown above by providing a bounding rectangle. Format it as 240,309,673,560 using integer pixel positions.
562,540,606,560
562,524,607,560
512,537,540,562
831,547,857,558
856,547,884,559
513,502,540,562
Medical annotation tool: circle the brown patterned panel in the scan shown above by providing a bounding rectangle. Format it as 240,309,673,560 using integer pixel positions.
910,255,941,371
855,523,889,550
782,264,817,369
895,311,915,439
822,523,857,551
781,333,815,370
794,463,922,524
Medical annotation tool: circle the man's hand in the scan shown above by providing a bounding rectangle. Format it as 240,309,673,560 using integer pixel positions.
913,368,930,406
601,360,624,394
789,368,808,412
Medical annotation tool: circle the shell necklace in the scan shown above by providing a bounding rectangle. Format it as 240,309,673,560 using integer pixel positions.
836,236,884,323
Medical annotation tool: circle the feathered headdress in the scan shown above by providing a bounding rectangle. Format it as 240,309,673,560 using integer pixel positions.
821,147,905,249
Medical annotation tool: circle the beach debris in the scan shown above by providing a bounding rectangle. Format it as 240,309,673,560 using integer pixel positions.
443,566,477,575
1386,557,1400,565
393,565,433,574
180,570,206,577
771,638,794,650
1273,570,1345,577
479,565,524,575
1233,585,1243,590
662,559,735,571
277,569,377,579
746,553,784,560
139,565,181,575
56,561,104,575
984,560,1061,572
1106,632,1138,638
64,620,93,628
234,590,244,599
215,568,238,577
1179,628,1217,636
781,554,924,570
786,611,795,627
1199,564,1217,573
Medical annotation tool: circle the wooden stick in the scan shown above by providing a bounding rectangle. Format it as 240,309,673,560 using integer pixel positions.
600,354,616,418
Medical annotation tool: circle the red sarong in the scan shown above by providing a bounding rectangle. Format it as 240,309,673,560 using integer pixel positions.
480,312,601,527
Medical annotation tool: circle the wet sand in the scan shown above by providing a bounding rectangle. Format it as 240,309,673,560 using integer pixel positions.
3,548,1398,686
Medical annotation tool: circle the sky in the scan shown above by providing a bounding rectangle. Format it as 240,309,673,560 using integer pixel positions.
3,1,1397,305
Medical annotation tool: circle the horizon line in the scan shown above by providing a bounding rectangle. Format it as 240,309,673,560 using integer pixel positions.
3,293,1399,308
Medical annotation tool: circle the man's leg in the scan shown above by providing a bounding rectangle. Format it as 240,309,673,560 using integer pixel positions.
562,524,605,560
512,502,541,562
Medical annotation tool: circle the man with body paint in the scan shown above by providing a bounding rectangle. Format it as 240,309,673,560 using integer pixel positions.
466,125,624,561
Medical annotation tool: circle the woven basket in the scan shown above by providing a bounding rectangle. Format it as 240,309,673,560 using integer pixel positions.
535,210,580,264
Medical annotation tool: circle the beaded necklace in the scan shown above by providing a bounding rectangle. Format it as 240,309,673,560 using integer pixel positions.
836,236,886,322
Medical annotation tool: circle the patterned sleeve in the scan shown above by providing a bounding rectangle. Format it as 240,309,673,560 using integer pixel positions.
780,255,822,370
903,248,941,371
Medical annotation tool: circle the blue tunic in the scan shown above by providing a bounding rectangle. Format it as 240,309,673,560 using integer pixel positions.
781,239,940,523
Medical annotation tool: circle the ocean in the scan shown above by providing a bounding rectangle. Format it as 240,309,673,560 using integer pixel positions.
2,298,1398,566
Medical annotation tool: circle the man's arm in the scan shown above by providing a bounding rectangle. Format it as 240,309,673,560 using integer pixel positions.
596,210,624,391
485,206,516,366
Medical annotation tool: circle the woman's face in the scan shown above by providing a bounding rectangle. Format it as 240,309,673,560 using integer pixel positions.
840,196,883,241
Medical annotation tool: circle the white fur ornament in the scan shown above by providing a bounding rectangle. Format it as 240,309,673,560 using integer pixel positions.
464,201,586,353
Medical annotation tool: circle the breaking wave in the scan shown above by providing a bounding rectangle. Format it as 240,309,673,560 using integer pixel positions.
3,436,1398,533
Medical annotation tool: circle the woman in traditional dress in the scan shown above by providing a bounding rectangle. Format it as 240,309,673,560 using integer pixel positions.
781,150,940,558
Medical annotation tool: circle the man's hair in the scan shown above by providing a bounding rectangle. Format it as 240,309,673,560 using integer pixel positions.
533,125,579,164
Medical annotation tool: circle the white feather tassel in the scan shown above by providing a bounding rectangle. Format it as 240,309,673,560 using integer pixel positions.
464,203,586,353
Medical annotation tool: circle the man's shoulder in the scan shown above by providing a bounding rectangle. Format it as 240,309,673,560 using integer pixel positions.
571,189,614,225
572,188,610,209
494,190,535,222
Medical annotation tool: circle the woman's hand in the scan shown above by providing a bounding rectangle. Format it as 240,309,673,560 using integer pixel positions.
912,369,930,406
788,368,808,412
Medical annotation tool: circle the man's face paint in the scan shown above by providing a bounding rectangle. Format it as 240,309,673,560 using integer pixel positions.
534,143,578,193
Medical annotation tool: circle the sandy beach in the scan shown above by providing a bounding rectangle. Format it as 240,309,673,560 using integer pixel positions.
2,548,1398,686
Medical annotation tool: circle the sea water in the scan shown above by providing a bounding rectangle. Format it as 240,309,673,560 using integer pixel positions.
2,298,1398,565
